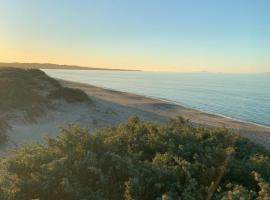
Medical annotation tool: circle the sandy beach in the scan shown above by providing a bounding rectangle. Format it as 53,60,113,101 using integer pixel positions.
60,79,270,150
2,78,270,155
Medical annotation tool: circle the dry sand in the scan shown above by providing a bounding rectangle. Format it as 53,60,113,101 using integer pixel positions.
2,79,270,155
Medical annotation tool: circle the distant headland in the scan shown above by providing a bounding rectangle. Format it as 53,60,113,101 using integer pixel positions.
0,62,141,71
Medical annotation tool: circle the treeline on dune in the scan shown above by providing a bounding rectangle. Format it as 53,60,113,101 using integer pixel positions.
0,117,269,199
0,67,90,144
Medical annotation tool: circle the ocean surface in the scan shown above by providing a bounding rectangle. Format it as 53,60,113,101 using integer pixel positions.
43,69,270,127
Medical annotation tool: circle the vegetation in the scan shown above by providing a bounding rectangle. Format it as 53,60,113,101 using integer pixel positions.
0,68,90,144
0,68,52,115
0,68,89,113
0,117,269,200
48,87,90,103
0,118,9,144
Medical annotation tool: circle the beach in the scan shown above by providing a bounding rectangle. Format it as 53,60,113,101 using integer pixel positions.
60,79,270,150
2,77,270,155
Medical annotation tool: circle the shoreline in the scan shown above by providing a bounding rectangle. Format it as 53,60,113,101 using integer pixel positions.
58,78,270,129
59,78,270,149
103,87,270,129
0,62,141,71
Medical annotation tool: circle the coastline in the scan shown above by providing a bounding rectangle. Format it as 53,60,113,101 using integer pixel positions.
0,62,141,71
59,79,270,150
95,86,270,129
42,69,270,128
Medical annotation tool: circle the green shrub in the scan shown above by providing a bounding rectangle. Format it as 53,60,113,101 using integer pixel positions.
0,68,87,113
0,117,269,199
48,87,90,103
0,118,9,144
0,68,54,112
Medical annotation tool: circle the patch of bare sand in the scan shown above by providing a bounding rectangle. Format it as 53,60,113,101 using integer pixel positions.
0,96,165,156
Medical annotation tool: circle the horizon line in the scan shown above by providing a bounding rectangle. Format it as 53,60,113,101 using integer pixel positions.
0,61,268,74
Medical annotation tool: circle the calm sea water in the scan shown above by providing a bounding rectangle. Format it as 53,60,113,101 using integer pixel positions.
43,69,270,127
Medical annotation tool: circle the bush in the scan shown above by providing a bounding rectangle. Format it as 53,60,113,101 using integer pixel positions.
48,87,90,103
0,117,269,199
0,68,88,113
0,68,55,113
0,118,9,144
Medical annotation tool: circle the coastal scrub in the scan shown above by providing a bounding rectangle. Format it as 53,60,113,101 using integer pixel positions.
0,117,269,199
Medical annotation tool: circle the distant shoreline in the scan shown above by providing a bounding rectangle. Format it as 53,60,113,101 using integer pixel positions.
0,62,141,72
1,62,269,74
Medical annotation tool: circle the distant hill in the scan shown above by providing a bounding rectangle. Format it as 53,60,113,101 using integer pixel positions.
0,62,140,71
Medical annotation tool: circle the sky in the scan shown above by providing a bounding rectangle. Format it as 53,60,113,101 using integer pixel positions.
0,0,269,73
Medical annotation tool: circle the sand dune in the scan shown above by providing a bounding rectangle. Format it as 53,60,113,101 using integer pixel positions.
2,93,164,155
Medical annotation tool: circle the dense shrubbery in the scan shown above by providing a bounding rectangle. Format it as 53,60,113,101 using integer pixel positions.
0,68,51,116
48,87,90,103
0,68,89,113
0,118,9,144
0,117,269,200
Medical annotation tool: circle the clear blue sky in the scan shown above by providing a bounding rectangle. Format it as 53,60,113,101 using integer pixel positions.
0,0,269,72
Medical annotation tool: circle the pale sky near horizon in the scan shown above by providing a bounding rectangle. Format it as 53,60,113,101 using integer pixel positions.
0,0,269,72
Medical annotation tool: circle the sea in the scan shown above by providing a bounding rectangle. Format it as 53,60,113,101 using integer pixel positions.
43,69,270,127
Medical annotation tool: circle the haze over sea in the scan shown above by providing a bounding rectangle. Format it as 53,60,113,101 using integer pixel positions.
44,69,270,127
